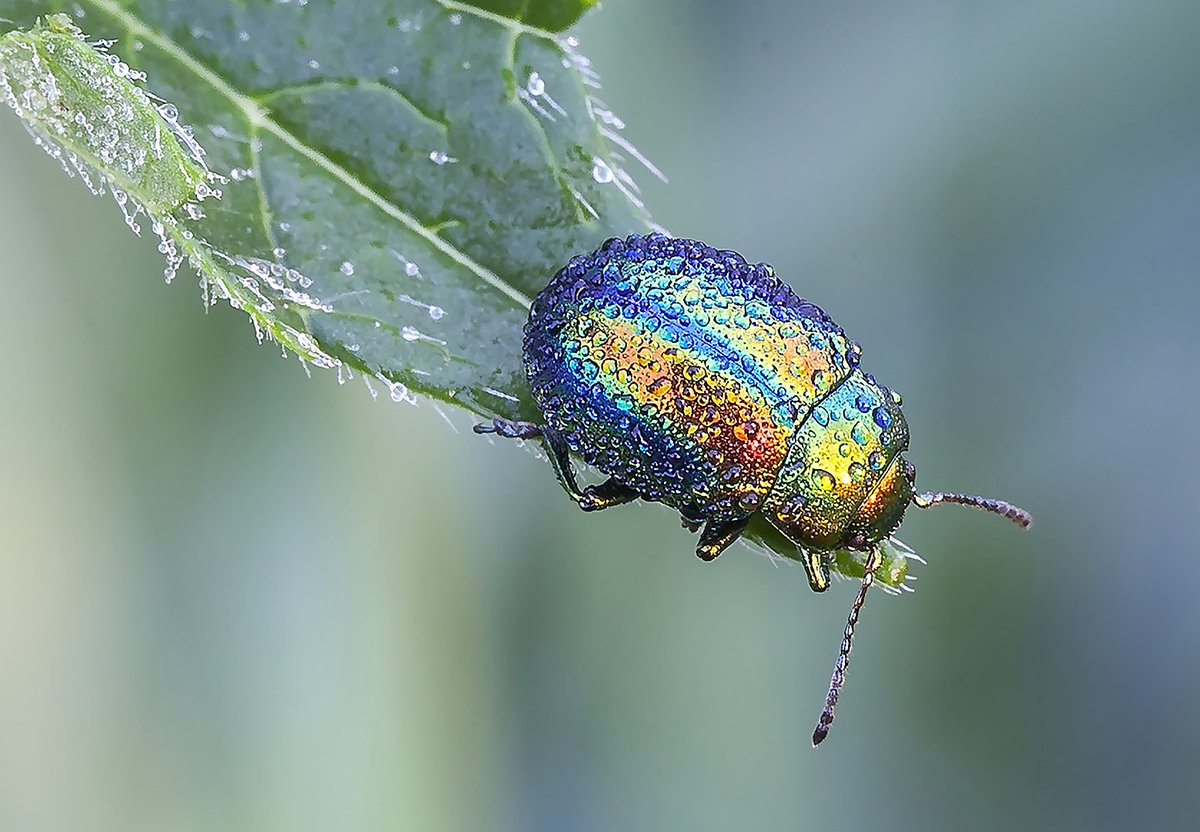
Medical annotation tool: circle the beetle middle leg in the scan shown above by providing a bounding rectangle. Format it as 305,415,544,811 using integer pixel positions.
579,477,641,512
695,516,751,561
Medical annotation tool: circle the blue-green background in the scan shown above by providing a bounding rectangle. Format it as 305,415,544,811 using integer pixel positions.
2,2,1198,830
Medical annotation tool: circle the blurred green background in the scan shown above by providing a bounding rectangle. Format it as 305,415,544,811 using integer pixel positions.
3,1,1199,830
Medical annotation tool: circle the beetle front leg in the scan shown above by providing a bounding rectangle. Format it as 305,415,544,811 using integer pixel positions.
579,477,641,512
799,548,831,593
695,517,751,561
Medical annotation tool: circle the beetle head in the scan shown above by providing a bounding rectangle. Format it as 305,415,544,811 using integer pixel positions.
841,456,917,550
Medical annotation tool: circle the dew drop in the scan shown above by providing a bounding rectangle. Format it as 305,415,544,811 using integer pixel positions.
847,340,863,367
778,495,807,522
340,260,355,275
873,407,892,430
592,158,614,183
812,469,836,491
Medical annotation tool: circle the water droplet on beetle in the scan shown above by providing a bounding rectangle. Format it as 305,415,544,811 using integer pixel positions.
779,495,807,522
847,340,863,367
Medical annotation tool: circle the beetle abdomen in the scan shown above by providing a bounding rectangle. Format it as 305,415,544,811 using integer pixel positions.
523,234,860,522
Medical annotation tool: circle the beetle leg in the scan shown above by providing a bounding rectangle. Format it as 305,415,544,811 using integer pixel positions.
474,418,588,503
473,417,543,440
539,424,588,503
579,477,641,512
695,517,751,562
799,549,832,593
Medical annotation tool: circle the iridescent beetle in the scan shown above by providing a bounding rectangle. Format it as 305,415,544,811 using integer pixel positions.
476,234,1030,745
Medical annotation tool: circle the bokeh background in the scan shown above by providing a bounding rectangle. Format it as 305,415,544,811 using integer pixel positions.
3,1,1199,830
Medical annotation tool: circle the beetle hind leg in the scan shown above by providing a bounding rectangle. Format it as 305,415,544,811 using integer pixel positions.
695,516,751,562
475,418,588,503
579,477,641,512
473,417,542,440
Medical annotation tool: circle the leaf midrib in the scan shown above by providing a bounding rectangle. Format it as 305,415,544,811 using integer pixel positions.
85,0,534,311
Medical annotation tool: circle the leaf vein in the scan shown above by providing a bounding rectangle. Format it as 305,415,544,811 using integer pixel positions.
83,0,532,310
252,78,451,135
436,0,560,42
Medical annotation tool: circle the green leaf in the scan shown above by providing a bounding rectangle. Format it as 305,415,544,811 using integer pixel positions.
0,0,910,589
456,0,599,32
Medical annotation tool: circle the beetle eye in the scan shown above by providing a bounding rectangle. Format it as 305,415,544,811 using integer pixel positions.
848,532,868,550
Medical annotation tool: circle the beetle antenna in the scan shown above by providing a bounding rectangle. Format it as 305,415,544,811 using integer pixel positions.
912,491,1032,529
812,547,882,747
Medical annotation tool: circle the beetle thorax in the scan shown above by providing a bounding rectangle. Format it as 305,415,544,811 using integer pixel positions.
761,368,911,551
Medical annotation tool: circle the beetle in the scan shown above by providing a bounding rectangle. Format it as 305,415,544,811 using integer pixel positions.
475,233,1030,745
